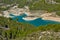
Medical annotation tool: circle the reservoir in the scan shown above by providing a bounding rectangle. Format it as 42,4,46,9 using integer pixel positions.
10,14,60,26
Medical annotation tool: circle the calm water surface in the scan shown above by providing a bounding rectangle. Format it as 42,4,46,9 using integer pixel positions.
10,14,60,26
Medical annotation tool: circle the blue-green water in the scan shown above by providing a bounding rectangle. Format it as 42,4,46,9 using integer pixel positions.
10,14,60,26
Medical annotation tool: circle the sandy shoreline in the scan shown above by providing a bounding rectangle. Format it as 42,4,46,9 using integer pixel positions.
23,17,38,21
42,17,60,22
1,11,60,22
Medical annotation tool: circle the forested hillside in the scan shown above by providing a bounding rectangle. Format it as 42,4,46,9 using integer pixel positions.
0,16,60,40
0,16,36,40
0,0,60,12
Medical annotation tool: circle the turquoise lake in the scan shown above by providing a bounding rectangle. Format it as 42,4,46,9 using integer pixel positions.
10,14,60,26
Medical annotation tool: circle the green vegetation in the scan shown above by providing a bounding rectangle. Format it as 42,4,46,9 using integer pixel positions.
1,0,16,4
1,0,60,12
0,16,60,40
0,16,36,40
0,7,9,11
55,0,60,2
29,0,60,12
0,0,60,40
56,11,60,16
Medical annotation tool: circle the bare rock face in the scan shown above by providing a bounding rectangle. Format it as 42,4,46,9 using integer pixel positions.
21,31,60,40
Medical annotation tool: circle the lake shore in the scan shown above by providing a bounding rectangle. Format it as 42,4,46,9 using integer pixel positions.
42,17,60,22
22,16,38,21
